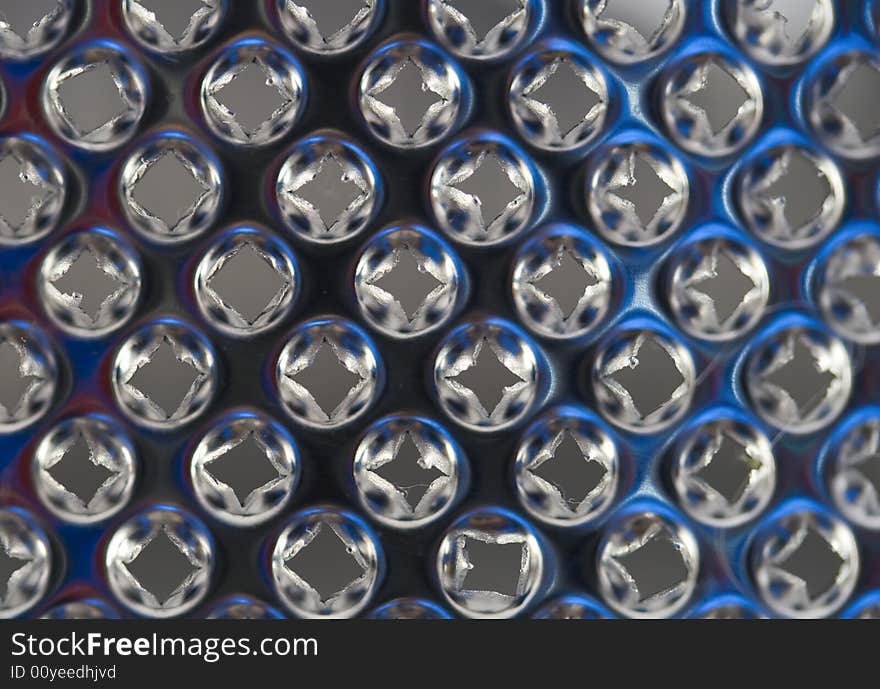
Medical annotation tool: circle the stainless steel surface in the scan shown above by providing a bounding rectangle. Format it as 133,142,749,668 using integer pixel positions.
0,0,879,620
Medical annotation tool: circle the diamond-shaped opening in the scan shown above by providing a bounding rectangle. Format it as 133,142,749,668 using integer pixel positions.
609,338,684,419
688,250,756,324
694,433,757,504
452,155,521,227
204,432,281,508
207,244,286,324
763,338,836,417
47,434,118,506
777,527,844,600
126,338,201,418
288,339,364,417
529,431,607,508
461,538,524,596
613,536,688,602
369,249,443,321
132,152,207,230
612,157,674,227
375,59,443,137
51,249,124,320
370,433,447,510
447,339,525,416
57,63,127,136
293,156,362,230
529,60,600,136
214,60,287,135
124,529,199,605
531,249,598,319
284,525,365,602
684,63,748,135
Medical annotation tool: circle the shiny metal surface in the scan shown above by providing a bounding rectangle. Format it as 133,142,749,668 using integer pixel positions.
0,0,879,620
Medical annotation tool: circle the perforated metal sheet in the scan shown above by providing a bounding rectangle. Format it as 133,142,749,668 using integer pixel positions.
0,0,879,620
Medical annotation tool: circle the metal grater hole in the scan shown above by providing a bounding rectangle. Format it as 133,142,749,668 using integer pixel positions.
580,0,685,64
58,65,126,136
752,507,859,618
201,40,305,147
369,433,448,512
45,434,117,508
271,508,382,618
597,331,694,432
354,415,465,528
284,525,366,603
430,132,538,246
112,322,218,430
0,509,52,618
747,324,852,434
509,47,610,150
447,338,526,418
436,509,545,618
528,431,607,510
34,415,137,524
126,339,202,420
660,53,763,157
613,536,689,603
598,510,699,618
588,141,690,247
106,508,214,617
204,433,281,509
124,529,199,606
0,323,57,433
460,538,524,597
434,321,541,432
807,52,880,159
515,410,619,526
0,0,72,61
278,0,380,56
277,320,382,429
206,244,287,325
358,41,464,149
123,0,225,53
289,340,364,417
191,412,298,526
